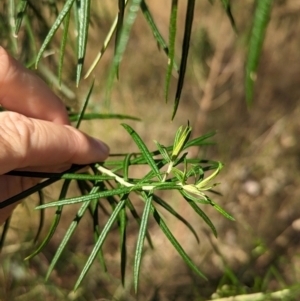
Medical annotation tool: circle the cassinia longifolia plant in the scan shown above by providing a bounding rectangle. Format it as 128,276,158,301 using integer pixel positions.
0,0,273,292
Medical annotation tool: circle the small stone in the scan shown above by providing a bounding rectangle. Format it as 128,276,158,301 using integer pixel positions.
243,180,261,196
292,219,300,231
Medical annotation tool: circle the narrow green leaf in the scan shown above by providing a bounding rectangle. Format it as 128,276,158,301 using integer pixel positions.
183,131,216,149
8,0,18,54
171,167,185,183
46,201,91,279
186,164,204,180
15,0,28,35
24,14,37,63
76,0,91,85
173,126,183,148
180,190,211,205
74,200,126,290
84,0,130,79
45,185,100,280
58,10,71,87
106,0,142,101
89,199,107,273
122,124,162,181
7,170,112,181
172,125,192,160
182,194,217,237
220,0,237,33
69,113,141,122
134,193,153,293
1,165,84,209
76,79,94,129
0,216,11,252
25,180,71,260
153,194,199,243
165,0,178,102
140,0,179,73
211,200,235,221
172,0,195,120
153,141,171,162
151,204,207,280
196,162,223,189
34,190,45,244
115,0,125,78
120,157,130,286
123,154,133,181
126,198,154,249
35,0,75,68
36,186,134,209
246,0,273,106
119,199,127,286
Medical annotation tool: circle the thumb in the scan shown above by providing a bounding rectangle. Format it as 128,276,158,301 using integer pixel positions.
0,112,109,174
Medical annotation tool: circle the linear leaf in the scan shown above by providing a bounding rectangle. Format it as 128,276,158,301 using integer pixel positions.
46,201,90,279
123,154,133,181
196,161,223,189
134,193,153,293
183,131,216,149
25,180,71,260
245,0,273,106
0,216,11,252
126,198,154,249
182,193,217,237
119,198,127,286
89,200,107,272
15,0,28,35
180,190,210,205
106,0,142,100
172,125,191,160
35,0,75,68
58,10,71,87
76,0,91,85
153,194,199,243
220,0,237,33
7,170,112,181
45,185,100,280
154,140,171,162
78,181,108,273
1,165,84,209
211,200,235,221
36,186,134,209
140,1,179,73
84,0,130,78
69,113,141,122
151,204,207,280
34,190,45,244
165,0,178,102
115,0,125,78
76,79,94,129
8,0,18,55
122,123,162,181
74,200,126,290
172,0,195,120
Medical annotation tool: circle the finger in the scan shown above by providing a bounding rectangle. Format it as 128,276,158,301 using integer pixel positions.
15,163,72,173
0,46,69,124
0,112,109,175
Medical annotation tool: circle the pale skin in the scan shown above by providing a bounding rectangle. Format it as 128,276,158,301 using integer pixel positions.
0,46,109,224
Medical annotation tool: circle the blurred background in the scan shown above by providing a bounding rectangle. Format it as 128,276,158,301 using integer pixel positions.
1,0,300,300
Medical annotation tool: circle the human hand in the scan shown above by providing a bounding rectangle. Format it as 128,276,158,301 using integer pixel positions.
0,46,109,224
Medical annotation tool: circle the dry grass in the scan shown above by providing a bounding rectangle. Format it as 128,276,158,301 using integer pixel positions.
1,0,300,300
